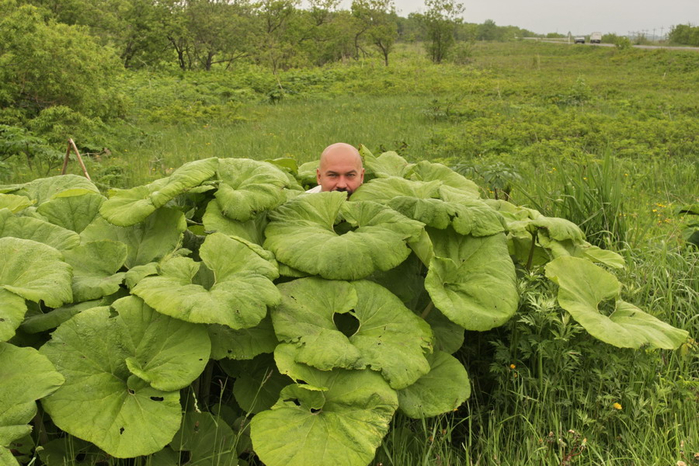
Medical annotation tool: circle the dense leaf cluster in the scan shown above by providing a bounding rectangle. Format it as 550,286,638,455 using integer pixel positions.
0,151,687,465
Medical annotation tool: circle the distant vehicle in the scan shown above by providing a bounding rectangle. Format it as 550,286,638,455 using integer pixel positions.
590,32,602,44
574,36,585,44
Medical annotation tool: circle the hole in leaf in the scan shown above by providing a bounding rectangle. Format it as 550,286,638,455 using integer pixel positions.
284,398,301,406
127,389,135,395
333,312,360,338
333,220,357,235
75,453,86,462
150,396,164,402
598,297,617,316
119,427,125,435
193,264,216,290
310,408,321,414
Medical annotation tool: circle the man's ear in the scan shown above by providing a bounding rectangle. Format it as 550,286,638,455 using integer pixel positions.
316,168,321,184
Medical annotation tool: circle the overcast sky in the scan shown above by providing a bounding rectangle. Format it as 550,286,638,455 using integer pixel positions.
336,0,698,37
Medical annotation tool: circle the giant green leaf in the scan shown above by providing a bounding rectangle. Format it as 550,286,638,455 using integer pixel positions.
0,290,28,343
0,237,72,341
264,192,424,280
397,351,470,419
424,228,518,331
39,298,210,457
81,208,186,268
170,412,238,465
115,296,211,391
214,158,291,222
352,177,502,236
360,146,411,178
0,343,64,446
545,257,689,349
273,278,433,390
209,316,278,360
406,161,480,198
18,175,100,205
423,308,465,354
0,194,34,213
202,199,268,245
62,240,127,302
36,191,104,233
20,299,103,334
100,158,218,226
0,209,80,251
230,354,290,414
0,447,20,466
250,363,398,466
133,233,280,329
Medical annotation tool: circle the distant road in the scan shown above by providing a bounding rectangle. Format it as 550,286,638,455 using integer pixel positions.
530,39,699,52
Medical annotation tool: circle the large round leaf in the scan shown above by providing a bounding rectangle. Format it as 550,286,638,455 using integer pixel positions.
100,158,218,226
202,199,268,245
18,175,99,205
352,176,502,236
39,298,210,458
0,238,72,341
81,208,187,269
229,354,290,414
545,256,689,349
424,228,518,331
264,192,424,280
62,240,127,302
114,296,211,391
0,209,80,251
0,343,64,446
170,412,238,465
250,361,398,466
273,278,433,390
405,160,480,198
36,191,104,233
209,316,278,360
397,351,470,419
0,194,34,213
214,158,291,222
360,146,411,178
133,233,280,329
0,290,27,343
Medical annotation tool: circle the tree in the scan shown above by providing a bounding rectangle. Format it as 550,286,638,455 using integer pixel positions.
351,0,398,65
476,19,498,41
419,0,464,63
0,0,124,120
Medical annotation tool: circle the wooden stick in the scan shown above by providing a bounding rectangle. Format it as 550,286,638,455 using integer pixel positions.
69,139,91,180
61,141,71,175
61,139,92,180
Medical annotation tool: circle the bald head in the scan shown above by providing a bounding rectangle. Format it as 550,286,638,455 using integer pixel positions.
316,143,364,195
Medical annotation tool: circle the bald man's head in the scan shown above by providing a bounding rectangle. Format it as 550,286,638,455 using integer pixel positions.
316,143,364,195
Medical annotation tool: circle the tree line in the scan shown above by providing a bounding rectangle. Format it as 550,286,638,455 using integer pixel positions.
668,24,699,46
4,0,534,72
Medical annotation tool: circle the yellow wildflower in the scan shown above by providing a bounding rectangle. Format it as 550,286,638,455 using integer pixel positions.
612,402,622,410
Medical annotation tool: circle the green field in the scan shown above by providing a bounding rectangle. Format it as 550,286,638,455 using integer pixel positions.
2,41,698,465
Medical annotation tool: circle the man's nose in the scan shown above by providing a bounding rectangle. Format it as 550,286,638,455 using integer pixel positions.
336,176,348,187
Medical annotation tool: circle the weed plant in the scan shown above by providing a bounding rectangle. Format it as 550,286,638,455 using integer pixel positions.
3,41,697,465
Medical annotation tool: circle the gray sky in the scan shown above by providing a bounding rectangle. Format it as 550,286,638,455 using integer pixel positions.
337,0,699,37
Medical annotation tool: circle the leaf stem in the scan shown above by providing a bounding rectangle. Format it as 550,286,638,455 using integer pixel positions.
421,301,434,319
526,230,538,270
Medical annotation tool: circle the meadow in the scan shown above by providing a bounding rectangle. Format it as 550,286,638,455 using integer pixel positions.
4,41,699,465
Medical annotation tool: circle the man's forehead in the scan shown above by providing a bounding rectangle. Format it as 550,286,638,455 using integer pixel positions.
319,147,363,169
323,166,360,174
